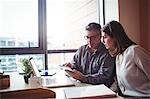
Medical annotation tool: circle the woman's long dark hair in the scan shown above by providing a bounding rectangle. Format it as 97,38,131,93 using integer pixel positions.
102,20,136,56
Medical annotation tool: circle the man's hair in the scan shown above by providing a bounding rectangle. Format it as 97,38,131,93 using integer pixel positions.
85,22,101,32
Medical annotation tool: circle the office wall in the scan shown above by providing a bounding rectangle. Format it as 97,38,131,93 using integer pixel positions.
139,0,149,52
149,0,150,52
119,0,150,52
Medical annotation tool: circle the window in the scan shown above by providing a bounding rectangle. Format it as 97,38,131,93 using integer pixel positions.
47,0,102,69
0,0,104,72
0,58,6,62
0,55,44,72
8,41,15,47
48,53,75,69
0,0,38,48
0,40,6,47
47,0,100,50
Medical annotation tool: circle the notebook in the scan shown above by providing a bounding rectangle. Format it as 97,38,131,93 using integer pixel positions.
64,84,117,99
29,58,75,88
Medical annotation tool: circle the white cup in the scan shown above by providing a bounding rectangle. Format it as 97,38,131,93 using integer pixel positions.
29,77,42,88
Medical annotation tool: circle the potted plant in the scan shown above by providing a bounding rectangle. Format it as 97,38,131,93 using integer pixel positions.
20,58,33,83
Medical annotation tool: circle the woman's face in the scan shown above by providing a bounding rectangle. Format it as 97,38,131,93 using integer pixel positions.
101,32,116,49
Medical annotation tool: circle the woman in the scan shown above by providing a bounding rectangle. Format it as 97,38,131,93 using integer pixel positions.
101,20,150,98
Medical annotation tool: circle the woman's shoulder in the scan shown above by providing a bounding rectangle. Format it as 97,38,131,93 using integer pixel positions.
123,44,137,54
126,44,149,56
119,45,141,57
126,44,142,52
127,44,138,49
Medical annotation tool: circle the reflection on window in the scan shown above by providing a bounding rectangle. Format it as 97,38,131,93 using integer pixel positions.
0,0,38,48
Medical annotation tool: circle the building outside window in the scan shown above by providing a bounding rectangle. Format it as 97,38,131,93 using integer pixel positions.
0,40,6,47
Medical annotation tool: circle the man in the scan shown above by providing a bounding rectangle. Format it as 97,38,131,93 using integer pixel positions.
65,22,115,87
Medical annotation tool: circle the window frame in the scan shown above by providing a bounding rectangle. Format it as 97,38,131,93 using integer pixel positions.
0,0,104,70
0,0,45,55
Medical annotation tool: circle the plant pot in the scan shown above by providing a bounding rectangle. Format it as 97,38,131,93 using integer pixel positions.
23,75,30,84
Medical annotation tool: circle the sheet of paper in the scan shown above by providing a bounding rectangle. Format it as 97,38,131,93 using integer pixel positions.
64,84,116,98
61,66,73,72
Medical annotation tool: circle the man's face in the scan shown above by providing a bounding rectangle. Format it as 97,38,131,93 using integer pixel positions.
85,30,101,49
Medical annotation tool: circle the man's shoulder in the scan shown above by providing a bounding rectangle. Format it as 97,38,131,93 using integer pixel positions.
98,43,108,52
75,44,88,54
79,44,88,50
97,43,114,58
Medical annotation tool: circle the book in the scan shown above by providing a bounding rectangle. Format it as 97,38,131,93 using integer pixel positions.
64,84,116,99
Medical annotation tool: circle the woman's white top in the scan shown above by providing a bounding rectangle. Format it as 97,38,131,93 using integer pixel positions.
116,45,150,97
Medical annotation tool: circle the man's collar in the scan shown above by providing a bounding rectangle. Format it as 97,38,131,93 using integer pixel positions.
86,43,102,53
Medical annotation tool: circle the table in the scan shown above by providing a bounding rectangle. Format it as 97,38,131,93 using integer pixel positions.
0,69,123,99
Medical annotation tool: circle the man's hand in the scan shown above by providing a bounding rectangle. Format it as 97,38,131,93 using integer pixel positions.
64,63,73,68
66,69,86,81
